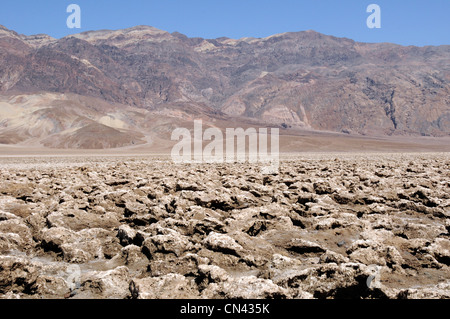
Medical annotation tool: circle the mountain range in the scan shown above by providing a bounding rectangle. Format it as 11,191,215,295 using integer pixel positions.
0,24,449,150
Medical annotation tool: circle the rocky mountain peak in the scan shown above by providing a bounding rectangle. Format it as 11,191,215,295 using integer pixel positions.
67,25,173,47
0,25,448,150
0,24,20,38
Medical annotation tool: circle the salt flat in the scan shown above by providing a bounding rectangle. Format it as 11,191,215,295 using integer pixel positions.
0,153,449,299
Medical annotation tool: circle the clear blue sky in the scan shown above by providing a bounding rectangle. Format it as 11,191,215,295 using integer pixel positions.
0,0,449,46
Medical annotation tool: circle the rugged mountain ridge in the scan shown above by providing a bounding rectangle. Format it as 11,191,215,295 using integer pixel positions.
0,24,449,148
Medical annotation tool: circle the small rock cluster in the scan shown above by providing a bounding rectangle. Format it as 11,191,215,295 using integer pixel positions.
0,153,449,299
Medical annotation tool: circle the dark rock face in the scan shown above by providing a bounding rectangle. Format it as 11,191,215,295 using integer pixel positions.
0,24,449,141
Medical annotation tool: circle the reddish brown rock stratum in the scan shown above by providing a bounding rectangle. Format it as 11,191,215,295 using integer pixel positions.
0,24,449,149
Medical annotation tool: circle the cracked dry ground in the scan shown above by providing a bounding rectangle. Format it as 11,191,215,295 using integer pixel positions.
0,153,449,299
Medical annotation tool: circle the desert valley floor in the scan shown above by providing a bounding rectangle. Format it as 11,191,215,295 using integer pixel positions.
0,152,449,299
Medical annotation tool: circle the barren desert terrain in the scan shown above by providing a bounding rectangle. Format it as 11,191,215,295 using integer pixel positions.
1,6,449,303
0,152,449,299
